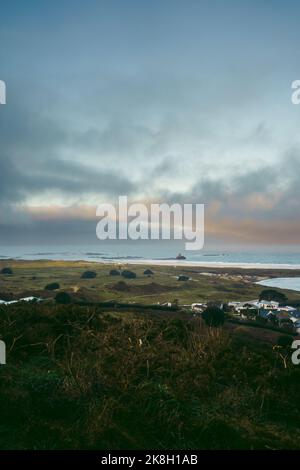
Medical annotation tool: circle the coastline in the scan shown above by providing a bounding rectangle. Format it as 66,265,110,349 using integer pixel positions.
107,258,300,270
3,256,300,270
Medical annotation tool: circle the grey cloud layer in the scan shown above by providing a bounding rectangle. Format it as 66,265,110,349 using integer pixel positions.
0,67,300,245
162,151,300,220
0,97,135,204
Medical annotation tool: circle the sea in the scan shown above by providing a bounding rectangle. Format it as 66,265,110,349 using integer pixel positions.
256,278,300,292
1,244,300,265
1,244,300,291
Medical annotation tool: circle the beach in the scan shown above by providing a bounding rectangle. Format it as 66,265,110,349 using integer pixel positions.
100,258,300,270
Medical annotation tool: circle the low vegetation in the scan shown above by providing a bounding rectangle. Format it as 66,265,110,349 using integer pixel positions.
45,282,60,291
1,267,13,275
0,302,299,450
109,269,121,276
81,271,97,279
55,292,72,304
143,269,153,276
259,289,288,304
121,270,137,279
2,260,300,306
202,306,225,327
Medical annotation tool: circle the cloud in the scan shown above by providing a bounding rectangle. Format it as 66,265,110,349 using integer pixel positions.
0,151,135,203
0,94,136,206
1,8,300,249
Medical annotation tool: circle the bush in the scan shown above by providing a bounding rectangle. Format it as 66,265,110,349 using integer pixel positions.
109,269,121,276
277,335,293,348
1,267,13,275
81,271,97,279
178,275,189,281
255,315,268,324
259,289,288,304
202,306,225,327
45,282,60,291
55,292,72,304
121,270,136,279
144,269,154,275
279,319,294,332
112,281,130,292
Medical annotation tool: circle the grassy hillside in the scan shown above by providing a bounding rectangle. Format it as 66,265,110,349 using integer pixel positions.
0,303,299,450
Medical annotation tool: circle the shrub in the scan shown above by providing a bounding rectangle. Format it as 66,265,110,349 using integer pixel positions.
144,269,154,275
1,267,13,275
45,282,60,291
279,319,294,332
121,270,136,279
81,271,97,279
55,292,72,304
109,269,121,276
202,306,225,327
255,315,268,324
259,290,288,304
178,275,189,281
112,281,130,292
277,335,293,348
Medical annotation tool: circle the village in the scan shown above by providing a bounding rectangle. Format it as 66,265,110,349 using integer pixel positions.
191,297,300,334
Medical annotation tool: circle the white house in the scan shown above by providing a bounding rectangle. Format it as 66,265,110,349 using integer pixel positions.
228,300,259,313
191,303,206,313
255,300,279,309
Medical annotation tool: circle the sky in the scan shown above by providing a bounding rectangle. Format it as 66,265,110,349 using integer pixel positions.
1,0,300,248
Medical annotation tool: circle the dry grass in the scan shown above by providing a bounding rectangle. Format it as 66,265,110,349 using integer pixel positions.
0,303,300,449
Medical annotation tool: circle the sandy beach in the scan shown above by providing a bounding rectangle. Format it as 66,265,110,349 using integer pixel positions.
96,258,300,270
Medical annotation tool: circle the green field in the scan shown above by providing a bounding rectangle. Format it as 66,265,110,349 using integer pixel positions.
1,259,300,305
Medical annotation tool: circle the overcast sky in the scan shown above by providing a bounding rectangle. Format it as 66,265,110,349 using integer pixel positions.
1,0,300,247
